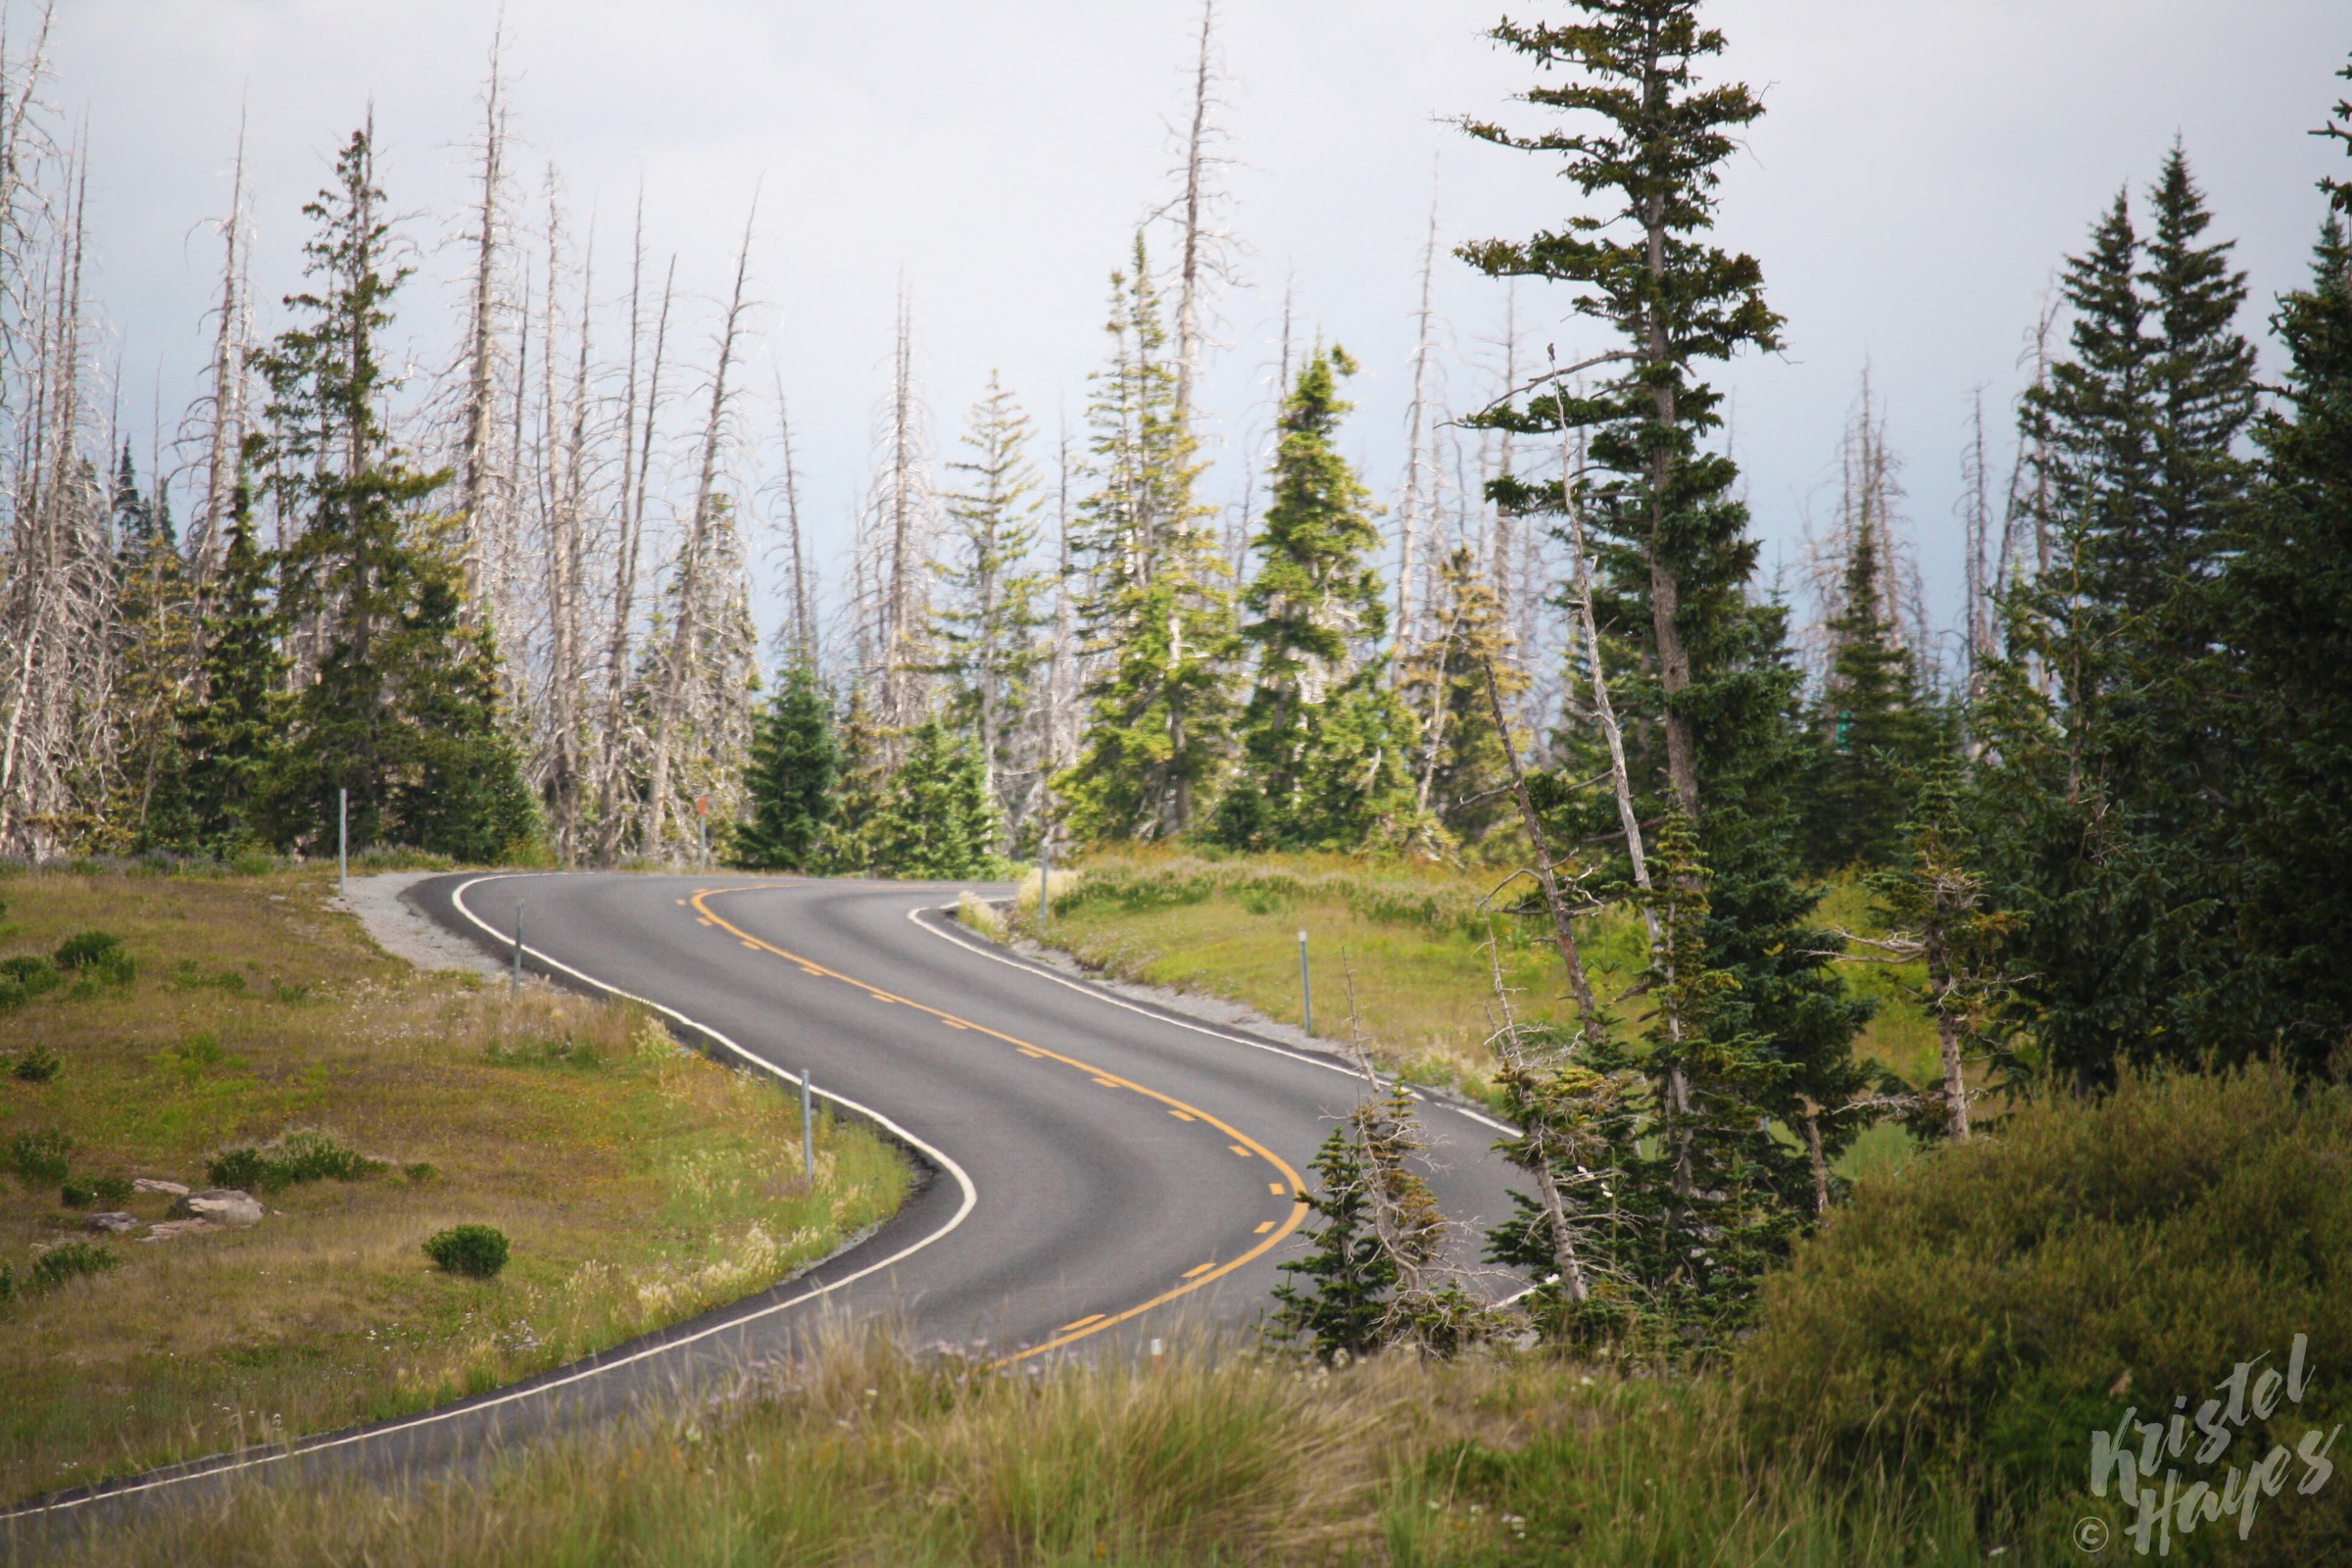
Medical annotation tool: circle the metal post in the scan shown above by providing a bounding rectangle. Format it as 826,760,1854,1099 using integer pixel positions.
337,788,348,902
1038,832,1052,942
1298,929,1312,1037
512,901,525,999
801,1072,815,1183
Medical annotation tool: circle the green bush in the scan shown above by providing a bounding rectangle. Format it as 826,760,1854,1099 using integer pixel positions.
29,1240,118,1291
1740,1062,2352,1556
51,930,124,970
59,1181,95,1208
0,954,61,1010
423,1223,510,1279
206,1132,384,1193
8,1128,72,1187
88,1174,133,1207
10,1042,60,1081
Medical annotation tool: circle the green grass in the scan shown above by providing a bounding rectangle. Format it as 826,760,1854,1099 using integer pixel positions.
0,866,907,1503
32,1328,2008,1568
1010,849,1940,1161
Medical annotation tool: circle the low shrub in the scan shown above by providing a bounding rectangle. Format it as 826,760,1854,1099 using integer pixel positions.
402,1161,440,1184
10,1041,60,1081
29,1240,118,1291
1740,1061,2352,1558
8,1128,72,1186
206,1131,384,1192
0,954,61,1009
51,930,125,970
88,1173,133,1206
424,1223,510,1279
59,1180,95,1208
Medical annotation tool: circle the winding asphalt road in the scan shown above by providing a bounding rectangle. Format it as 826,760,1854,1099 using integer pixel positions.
11,870,1527,1531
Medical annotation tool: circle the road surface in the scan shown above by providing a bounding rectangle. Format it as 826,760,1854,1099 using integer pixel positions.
12,870,1527,1529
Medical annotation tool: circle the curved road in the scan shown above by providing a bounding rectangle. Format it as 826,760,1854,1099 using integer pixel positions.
15,870,1527,1527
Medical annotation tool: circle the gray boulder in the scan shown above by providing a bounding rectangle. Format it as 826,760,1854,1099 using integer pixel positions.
132,1177,190,1197
167,1188,264,1227
84,1211,140,1235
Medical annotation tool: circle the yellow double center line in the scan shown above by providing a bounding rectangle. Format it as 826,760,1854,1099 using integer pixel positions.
692,887,1309,1364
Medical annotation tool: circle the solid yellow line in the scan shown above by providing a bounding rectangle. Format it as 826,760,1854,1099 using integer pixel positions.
692,886,1310,1366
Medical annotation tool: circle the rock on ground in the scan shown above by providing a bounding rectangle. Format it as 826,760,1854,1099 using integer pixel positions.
139,1218,217,1244
131,1177,189,1197
167,1189,264,1227
83,1212,140,1235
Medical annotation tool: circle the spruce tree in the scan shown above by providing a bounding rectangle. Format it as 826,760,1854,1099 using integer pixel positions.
819,692,889,876
255,121,535,861
932,374,1047,841
381,528,539,862
1215,347,1417,852
1271,1124,1392,1363
178,477,287,855
736,659,840,872
1464,0,1866,1244
1800,506,1942,870
868,716,998,880
2212,127,2352,1072
1059,237,1240,841
1400,547,1522,855
1976,153,2253,1086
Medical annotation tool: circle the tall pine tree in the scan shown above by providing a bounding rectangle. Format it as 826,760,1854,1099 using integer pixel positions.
256,122,536,860
2210,86,2352,1073
1059,237,1240,842
1215,347,1417,852
1401,546,1523,855
1463,0,1866,1258
178,473,287,856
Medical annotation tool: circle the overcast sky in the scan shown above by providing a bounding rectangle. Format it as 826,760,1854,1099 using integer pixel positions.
47,0,2352,658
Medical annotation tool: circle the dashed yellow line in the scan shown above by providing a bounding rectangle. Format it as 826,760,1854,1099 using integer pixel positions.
1058,1312,1107,1333
1167,1108,1196,1123
691,886,1309,1365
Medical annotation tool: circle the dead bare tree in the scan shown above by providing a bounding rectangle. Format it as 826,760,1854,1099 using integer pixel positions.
642,202,755,861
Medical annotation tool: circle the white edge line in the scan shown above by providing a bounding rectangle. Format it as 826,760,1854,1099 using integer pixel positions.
907,904,1520,1139
16,872,979,1520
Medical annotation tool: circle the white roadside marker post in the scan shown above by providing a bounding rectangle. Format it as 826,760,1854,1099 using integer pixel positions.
802,1072,816,1183
1298,929,1313,1037
512,902,525,999
1039,832,1052,942
337,788,348,903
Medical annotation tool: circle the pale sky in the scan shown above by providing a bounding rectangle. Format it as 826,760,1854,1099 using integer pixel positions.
48,0,2352,662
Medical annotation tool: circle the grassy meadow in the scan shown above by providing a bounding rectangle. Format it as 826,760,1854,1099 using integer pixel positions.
1003,849,1939,1180
0,866,906,1504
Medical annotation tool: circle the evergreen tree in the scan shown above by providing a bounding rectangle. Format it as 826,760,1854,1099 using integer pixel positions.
1271,1124,1393,1363
1464,0,1866,1250
820,692,889,876
254,122,535,861
1059,237,1240,842
1800,505,1942,870
1215,347,1417,852
2211,120,2352,1072
177,477,287,855
932,374,1047,841
1401,547,1522,855
381,526,539,862
1975,152,2254,1087
868,715,998,879
736,659,840,872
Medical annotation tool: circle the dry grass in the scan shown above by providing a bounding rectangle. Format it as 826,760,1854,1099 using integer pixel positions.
28,1327,1996,1567
0,867,907,1504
